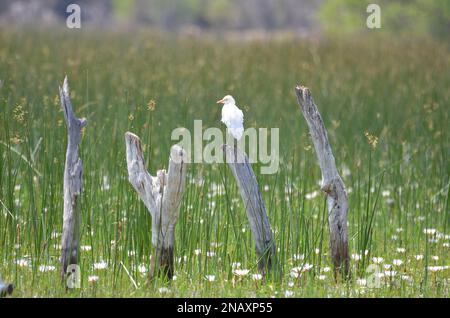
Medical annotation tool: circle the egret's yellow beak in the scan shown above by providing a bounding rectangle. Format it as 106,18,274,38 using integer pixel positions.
216,99,224,104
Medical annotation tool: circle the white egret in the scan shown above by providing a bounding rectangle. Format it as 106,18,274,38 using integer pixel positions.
216,95,244,140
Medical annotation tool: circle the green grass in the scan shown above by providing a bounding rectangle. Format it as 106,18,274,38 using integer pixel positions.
0,29,449,297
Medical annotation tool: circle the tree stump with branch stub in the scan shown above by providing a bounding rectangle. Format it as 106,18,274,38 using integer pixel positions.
59,76,87,279
295,85,350,278
125,132,187,279
223,144,276,275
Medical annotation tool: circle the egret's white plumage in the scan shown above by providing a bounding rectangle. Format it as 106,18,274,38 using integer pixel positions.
217,95,244,140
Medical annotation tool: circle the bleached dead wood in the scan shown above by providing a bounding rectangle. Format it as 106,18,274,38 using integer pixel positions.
125,132,187,279
59,76,87,279
295,85,350,277
223,144,276,275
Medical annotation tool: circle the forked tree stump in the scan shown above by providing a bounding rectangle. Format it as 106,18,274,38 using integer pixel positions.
125,132,187,279
59,76,87,279
295,85,350,278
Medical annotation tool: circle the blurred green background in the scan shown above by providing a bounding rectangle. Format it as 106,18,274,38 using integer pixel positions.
1,0,448,39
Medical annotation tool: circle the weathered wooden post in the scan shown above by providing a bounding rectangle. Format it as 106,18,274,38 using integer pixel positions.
125,132,187,279
295,85,350,278
59,76,87,279
223,144,276,275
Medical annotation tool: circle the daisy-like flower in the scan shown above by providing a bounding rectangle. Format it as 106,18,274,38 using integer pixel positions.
205,275,216,282
290,264,313,278
93,260,107,270
400,275,412,282
382,190,390,197
414,254,424,261
431,255,439,261
351,253,362,261
251,274,263,281
396,247,406,253
318,275,326,281
423,228,437,235
372,257,384,264
39,265,56,272
322,266,331,273
427,266,449,272
138,264,148,274
194,249,201,256
16,258,30,267
206,251,216,257
393,259,403,266
80,245,92,251
285,290,294,297
158,287,170,294
233,269,250,277
88,275,99,283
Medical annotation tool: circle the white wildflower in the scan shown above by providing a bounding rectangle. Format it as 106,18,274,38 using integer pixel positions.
393,259,403,266
205,275,216,282
158,287,170,294
233,269,250,277
93,260,108,270
423,228,437,235
372,257,384,264
88,275,99,283
138,264,147,274
285,290,294,297
16,258,30,267
39,265,56,272
382,190,390,197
